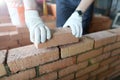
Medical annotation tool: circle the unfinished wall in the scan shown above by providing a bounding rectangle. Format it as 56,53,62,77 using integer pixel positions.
0,25,120,80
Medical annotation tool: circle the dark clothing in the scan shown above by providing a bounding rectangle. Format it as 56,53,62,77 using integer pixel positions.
56,0,94,34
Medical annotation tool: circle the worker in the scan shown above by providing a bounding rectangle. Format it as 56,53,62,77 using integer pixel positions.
5,0,51,46
5,0,94,45
56,0,94,37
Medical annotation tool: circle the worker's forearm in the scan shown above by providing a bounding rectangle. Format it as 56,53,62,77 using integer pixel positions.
23,0,37,10
76,0,94,13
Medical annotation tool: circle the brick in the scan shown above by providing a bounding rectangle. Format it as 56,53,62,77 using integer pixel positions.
111,48,120,56
3,69,36,80
18,38,32,46
77,48,102,62
9,31,21,41
7,45,59,73
86,31,117,48
0,50,7,77
41,15,55,22
16,25,29,33
104,42,120,52
39,57,76,74
0,39,19,50
58,74,74,80
90,52,111,64
61,37,94,58
88,15,112,33
90,65,108,76
89,76,97,80
0,23,16,32
110,59,120,68
115,64,120,70
45,21,56,29
98,68,115,79
59,61,88,77
76,63,99,78
34,72,57,80
20,32,30,39
0,32,10,42
76,74,89,80
38,28,79,48
100,56,118,66
108,28,120,41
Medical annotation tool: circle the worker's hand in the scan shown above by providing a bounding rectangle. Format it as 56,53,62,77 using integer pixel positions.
25,10,51,45
63,11,83,38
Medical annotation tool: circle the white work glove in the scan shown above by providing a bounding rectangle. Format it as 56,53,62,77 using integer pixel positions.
25,10,51,44
63,11,83,38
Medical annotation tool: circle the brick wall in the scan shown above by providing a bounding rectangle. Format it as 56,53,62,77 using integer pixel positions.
0,24,120,80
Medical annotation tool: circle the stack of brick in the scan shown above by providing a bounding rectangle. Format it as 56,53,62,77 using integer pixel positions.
0,26,120,80
88,15,112,33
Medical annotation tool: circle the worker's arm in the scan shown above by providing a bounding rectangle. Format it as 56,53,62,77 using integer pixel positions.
76,0,94,13
23,0,51,46
63,0,94,38
5,0,51,46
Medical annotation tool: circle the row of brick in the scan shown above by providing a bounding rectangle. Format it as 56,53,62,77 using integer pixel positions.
0,45,120,80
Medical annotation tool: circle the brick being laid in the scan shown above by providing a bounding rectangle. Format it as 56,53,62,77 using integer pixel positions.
37,28,79,48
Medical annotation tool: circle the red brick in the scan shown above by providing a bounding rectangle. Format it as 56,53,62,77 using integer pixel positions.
111,48,120,56
61,37,94,58
59,61,88,77
77,48,102,62
89,76,97,80
90,65,108,76
18,38,32,46
37,28,79,48
41,15,56,22
88,15,112,33
34,72,57,80
20,32,30,39
3,69,36,80
86,31,117,48
108,28,120,41
76,63,99,78
76,74,89,80
0,50,7,77
104,42,120,52
9,31,21,41
90,52,111,64
100,56,118,66
0,23,16,32
16,25,29,33
45,21,56,29
0,32,10,42
7,45,59,73
0,39,19,50
115,64,120,70
39,57,76,74
58,74,74,80
98,68,115,79
110,59,120,68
